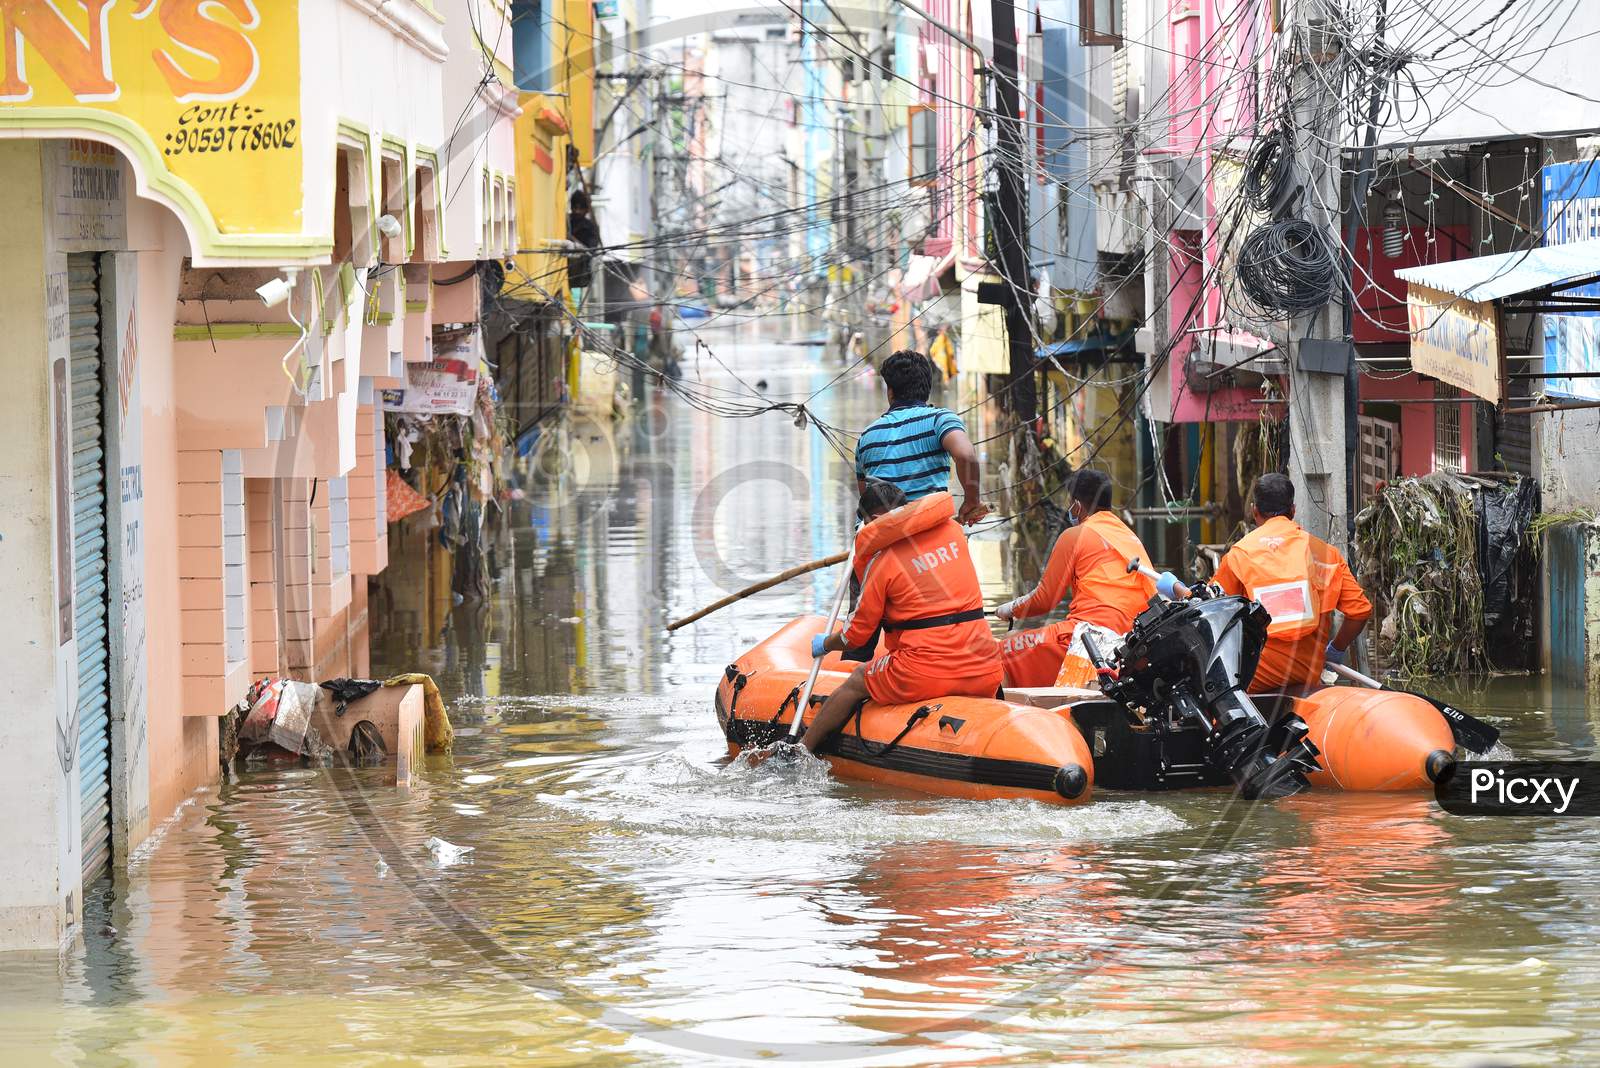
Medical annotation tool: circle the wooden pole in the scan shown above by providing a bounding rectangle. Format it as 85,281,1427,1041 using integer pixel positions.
666,551,849,631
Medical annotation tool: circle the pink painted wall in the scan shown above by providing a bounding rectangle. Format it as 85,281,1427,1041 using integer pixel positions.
1359,372,1474,475
432,263,481,323
130,204,219,824
919,0,962,253
1158,0,1280,423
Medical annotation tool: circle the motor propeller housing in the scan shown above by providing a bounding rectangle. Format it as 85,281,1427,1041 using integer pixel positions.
1083,593,1320,800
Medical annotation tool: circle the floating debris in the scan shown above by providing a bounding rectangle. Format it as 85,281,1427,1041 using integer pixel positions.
1354,473,1538,678
424,837,475,866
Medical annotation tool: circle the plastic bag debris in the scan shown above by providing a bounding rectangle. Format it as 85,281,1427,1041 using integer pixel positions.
233,678,332,763
424,837,474,865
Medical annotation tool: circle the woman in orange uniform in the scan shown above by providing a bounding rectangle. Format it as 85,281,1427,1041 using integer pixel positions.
995,470,1156,687
1210,474,1372,694
797,482,1003,755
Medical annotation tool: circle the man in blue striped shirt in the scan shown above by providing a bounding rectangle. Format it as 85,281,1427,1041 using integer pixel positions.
856,350,987,525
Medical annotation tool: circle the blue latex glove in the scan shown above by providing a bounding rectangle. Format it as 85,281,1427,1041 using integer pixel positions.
810,633,830,659
1156,571,1185,600
1324,642,1347,666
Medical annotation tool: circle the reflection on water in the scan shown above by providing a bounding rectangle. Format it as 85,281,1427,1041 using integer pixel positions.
14,332,1600,1065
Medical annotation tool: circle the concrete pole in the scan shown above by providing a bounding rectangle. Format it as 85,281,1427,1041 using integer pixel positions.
1342,0,1390,535
1286,0,1349,547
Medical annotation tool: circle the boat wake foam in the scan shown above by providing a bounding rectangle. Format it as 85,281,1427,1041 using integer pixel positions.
538,749,1187,848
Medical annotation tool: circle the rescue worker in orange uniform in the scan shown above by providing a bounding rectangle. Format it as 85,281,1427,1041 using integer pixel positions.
1210,473,1373,695
994,470,1156,688
795,482,1003,755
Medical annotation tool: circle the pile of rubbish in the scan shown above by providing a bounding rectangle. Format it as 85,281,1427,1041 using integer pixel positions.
221,679,333,767
1353,472,1539,677
219,674,455,774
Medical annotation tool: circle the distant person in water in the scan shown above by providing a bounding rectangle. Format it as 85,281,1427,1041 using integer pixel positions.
856,349,987,525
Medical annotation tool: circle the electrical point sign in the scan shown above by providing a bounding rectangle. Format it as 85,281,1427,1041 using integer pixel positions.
0,0,303,242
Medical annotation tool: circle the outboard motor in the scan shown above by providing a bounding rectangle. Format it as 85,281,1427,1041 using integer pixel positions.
1081,590,1321,800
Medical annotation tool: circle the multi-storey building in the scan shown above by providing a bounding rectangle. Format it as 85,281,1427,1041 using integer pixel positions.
0,0,521,951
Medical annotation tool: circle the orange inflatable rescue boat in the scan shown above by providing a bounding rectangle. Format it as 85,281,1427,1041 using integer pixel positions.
719,590,1482,801
717,616,1095,805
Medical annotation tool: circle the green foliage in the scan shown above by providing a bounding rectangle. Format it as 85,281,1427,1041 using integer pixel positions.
1525,507,1597,544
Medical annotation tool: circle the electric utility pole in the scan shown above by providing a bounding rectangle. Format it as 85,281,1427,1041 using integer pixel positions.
649,79,673,370
988,0,1037,426
1342,0,1390,538
1286,0,1350,547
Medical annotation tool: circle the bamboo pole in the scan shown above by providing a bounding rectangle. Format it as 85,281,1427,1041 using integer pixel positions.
666,551,849,631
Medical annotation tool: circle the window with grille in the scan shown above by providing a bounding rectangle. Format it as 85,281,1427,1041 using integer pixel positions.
1433,382,1462,472
908,105,937,186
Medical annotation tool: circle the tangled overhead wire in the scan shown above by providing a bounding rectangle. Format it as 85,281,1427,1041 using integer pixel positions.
1242,127,1297,218
1235,219,1340,316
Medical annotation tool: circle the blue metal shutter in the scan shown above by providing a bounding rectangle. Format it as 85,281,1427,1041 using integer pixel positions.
68,253,113,884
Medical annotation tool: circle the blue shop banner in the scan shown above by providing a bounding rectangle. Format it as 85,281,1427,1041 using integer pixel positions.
1541,160,1600,400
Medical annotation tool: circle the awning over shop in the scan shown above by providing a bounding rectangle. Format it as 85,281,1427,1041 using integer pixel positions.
1395,239,1600,303
1036,329,1137,361
1392,239,1600,405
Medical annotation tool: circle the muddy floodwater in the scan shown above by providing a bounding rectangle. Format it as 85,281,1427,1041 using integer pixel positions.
9,331,1600,1066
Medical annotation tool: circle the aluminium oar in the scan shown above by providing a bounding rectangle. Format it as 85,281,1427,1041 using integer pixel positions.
788,544,858,741
1325,662,1500,755
666,550,849,631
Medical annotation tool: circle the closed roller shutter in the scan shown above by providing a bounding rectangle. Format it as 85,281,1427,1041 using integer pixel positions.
68,253,114,885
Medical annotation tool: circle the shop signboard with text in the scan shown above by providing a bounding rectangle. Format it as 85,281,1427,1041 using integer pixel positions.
1541,159,1600,400
1405,282,1503,404
381,359,480,417
382,326,484,416
0,0,303,253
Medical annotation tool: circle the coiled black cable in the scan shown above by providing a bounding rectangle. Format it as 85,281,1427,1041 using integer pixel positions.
1235,219,1339,316
1242,128,1295,217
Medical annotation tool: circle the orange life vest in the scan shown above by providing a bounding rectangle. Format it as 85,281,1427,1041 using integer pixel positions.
842,492,998,681
1010,510,1156,633
1211,516,1372,691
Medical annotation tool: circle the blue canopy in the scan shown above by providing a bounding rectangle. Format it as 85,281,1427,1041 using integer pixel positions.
1036,328,1136,361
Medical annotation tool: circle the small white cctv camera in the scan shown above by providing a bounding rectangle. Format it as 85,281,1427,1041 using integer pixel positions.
377,213,403,239
256,276,292,308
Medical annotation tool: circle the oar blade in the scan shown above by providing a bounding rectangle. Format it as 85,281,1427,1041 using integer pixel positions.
1411,692,1501,755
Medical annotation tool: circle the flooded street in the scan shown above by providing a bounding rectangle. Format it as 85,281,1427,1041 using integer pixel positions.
14,332,1600,1066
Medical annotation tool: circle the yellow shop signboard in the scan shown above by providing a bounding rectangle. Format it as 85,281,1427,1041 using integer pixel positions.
0,0,303,254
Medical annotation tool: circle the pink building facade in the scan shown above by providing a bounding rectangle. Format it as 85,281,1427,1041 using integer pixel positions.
0,0,521,952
